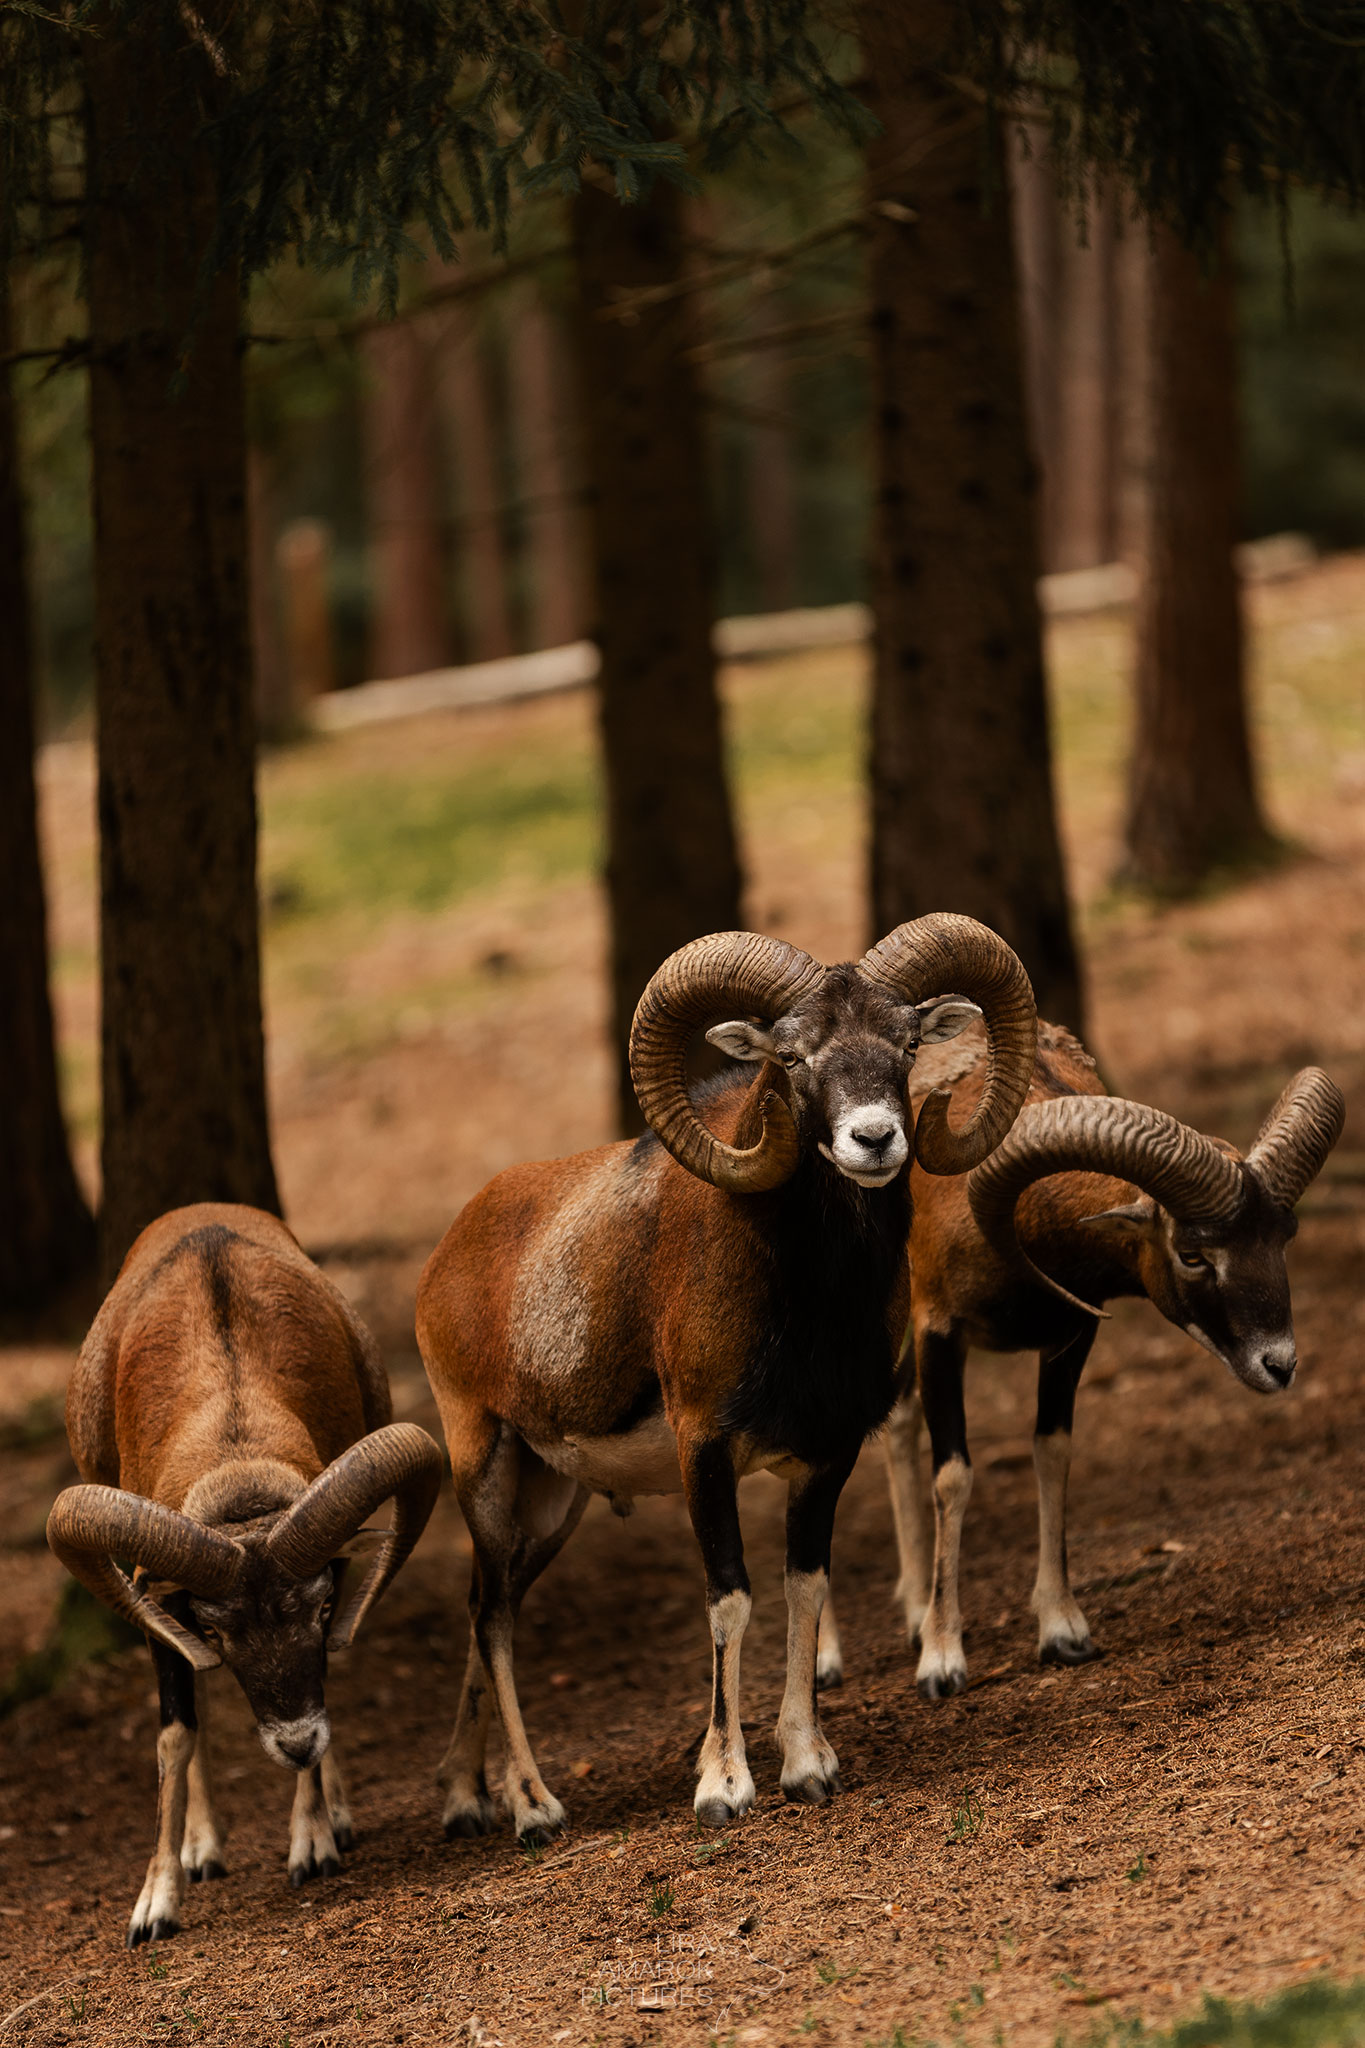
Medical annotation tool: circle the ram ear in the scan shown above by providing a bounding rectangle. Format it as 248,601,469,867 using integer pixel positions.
705,1020,778,1063
915,998,982,1045
1080,1199,1157,1237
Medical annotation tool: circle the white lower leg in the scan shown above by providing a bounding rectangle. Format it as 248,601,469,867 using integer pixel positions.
483,1617,564,1842
916,1456,972,1699
180,1684,226,1881
885,1392,931,1642
695,1590,755,1826
321,1749,353,1849
438,1637,498,1835
128,1722,194,1945
777,1571,840,1804
1032,1431,1094,1662
815,1596,844,1690
288,1760,341,1886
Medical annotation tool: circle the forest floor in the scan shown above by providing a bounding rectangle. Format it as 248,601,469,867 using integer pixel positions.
3,556,1365,2045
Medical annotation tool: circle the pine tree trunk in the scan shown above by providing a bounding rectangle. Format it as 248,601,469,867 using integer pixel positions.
861,0,1083,1029
1122,222,1274,893
84,10,279,1281
0,267,95,1314
362,319,452,679
571,175,743,1131
434,304,516,662
509,283,586,650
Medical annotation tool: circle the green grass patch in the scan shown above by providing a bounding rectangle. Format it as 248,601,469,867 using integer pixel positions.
1082,1977,1365,2048
262,749,602,925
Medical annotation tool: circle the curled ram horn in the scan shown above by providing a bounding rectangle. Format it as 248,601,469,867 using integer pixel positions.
1245,1067,1345,1212
47,1486,245,1671
266,1423,444,1648
629,932,826,1193
967,1093,1247,1317
860,914,1037,1175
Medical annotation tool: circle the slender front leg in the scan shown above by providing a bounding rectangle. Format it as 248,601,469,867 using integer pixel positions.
180,1675,227,1882
1033,1324,1101,1665
680,1435,754,1826
778,1457,856,1804
322,1749,353,1851
883,1387,931,1645
288,1760,342,1886
915,1326,972,1700
128,1640,197,1945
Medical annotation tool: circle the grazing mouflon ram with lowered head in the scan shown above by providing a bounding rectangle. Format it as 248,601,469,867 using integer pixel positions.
814,1028,1344,1699
48,1205,443,1946
416,916,1036,1840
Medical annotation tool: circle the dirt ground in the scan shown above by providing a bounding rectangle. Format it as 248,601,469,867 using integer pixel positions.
3,559,1365,2044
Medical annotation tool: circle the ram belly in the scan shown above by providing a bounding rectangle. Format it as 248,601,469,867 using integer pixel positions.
525,1411,681,1513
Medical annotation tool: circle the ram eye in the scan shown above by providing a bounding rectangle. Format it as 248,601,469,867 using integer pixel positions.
199,1624,222,1645
1177,1250,1208,1271
779,1052,803,1070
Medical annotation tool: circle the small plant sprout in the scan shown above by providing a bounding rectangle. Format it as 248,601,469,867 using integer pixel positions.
591,1983,610,2008
800,2015,818,2036
1127,1852,1149,1882
66,1990,87,2022
970,1984,985,2008
948,1788,984,1843
522,1836,545,1866
649,1877,676,1916
146,1955,169,1981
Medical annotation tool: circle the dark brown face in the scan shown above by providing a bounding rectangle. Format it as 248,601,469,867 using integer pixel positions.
1134,1169,1299,1393
706,965,981,1189
190,1554,337,1769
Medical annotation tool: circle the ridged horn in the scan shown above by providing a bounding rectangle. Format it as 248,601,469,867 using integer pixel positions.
859,914,1037,1175
967,1094,1246,1315
630,932,826,1192
1245,1067,1345,1211
266,1423,443,1648
47,1486,244,1671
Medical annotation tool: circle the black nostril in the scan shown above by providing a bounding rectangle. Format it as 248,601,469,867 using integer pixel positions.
1264,1355,1295,1388
851,1126,892,1150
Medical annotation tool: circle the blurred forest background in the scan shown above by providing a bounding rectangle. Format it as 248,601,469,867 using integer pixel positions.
15,174,1365,727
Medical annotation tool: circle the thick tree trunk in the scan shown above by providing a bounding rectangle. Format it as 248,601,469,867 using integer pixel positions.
746,299,799,614
861,1,1083,1029
434,304,516,662
84,11,279,1281
362,319,452,679
509,283,587,650
1122,222,1274,893
0,269,95,1314
571,175,743,1131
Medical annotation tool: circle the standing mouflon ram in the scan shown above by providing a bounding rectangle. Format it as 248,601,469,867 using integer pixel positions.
813,1028,1344,1698
48,1205,442,1946
416,916,1036,1840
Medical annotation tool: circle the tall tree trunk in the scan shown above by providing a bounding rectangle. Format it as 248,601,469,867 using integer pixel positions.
1010,134,1065,573
434,303,516,662
861,1,1083,1029
84,9,279,1281
1052,188,1120,572
746,299,799,614
509,283,586,650
362,319,452,680
0,267,95,1314
571,175,743,1131
1122,222,1274,893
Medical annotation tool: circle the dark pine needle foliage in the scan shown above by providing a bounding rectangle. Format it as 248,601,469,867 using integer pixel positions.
0,1,871,294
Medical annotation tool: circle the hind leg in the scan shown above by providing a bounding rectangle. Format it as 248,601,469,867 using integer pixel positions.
438,1607,500,1839
1033,1327,1100,1665
449,1415,588,1842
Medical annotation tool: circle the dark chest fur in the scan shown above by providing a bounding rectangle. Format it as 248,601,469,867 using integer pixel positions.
720,1160,910,1467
